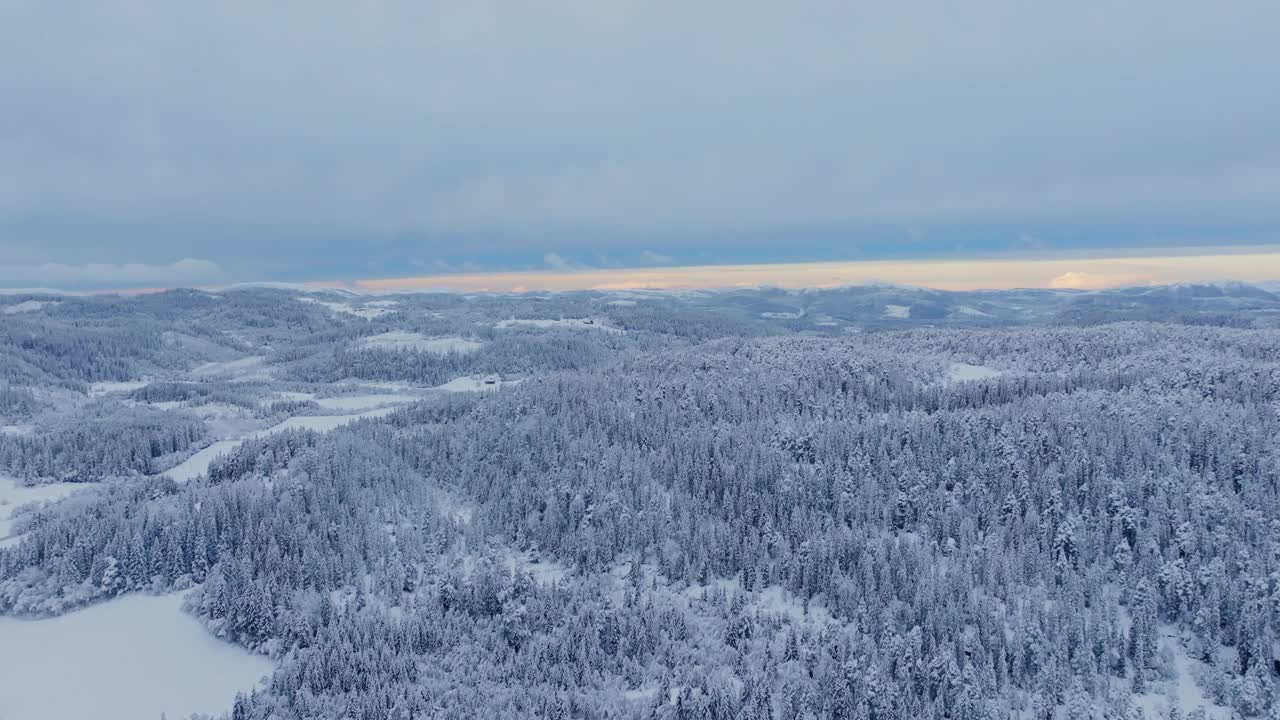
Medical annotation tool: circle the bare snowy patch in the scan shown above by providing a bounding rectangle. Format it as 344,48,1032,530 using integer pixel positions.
87,380,149,396
499,549,569,587
192,356,271,382
2,300,56,314
160,406,409,483
495,317,623,333
883,304,911,319
357,332,483,355
314,393,421,411
260,407,402,433
0,591,272,720
139,400,185,411
298,296,394,319
263,390,317,405
161,440,245,484
946,362,1003,383
682,577,836,628
1123,617,1233,719
432,375,519,393
0,476,88,548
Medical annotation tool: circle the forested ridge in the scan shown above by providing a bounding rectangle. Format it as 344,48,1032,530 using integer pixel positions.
2,304,1278,718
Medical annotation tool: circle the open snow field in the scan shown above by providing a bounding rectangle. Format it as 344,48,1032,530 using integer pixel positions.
314,393,419,411
0,477,87,549
433,375,520,392
87,380,149,396
298,296,395,319
160,406,409,484
269,406,401,433
191,356,271,382
495,317,623,332
952,305,993,317
155,378,519,483
357,332,482,354
162,439,245,483
947,362,1003,382
2,300,56,315
0,591,272,720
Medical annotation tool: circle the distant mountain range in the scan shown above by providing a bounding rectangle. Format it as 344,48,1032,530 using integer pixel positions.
596,281,1280,329
4,281,1279,330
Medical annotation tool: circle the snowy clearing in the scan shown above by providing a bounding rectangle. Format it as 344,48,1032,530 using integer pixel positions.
0,476,87,549
263,390,317,405
947,362,1003,383
605,299,637,306
953,305,993,317
267,407,400,433
495,317,623,333
883,304,911,318
0,591,272,720
433,375,519,393
682,577,836,628
160,407,409,483
314,393,419,411
162,440,244,483
298,296,394,319
144,400,185,410
500,550,569,587
191,356,271,381
2,300,55,315
333,380,429,393
87,380,149,396
761,311,803,319
1130,626,1232,719
357,332,482,354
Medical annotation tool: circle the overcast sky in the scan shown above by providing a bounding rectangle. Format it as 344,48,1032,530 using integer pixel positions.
1,1,1278,290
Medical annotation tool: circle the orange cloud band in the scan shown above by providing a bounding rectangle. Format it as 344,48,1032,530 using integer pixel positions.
343,249,1280,293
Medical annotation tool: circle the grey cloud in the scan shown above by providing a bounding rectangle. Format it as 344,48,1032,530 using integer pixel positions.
542,252,594,272
0,258,222,290
1,1,1278,263
543,252,571,271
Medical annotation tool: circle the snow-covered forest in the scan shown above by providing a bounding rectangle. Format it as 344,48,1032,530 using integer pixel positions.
1,283,1279,719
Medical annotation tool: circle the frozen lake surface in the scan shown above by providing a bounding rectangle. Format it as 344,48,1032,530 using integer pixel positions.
0,592,272,720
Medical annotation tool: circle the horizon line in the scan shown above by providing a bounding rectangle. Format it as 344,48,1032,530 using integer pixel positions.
3,246,1279,295
335,247,1280,294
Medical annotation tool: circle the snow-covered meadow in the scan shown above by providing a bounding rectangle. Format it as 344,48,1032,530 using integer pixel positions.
0,477,87,549
0,592,271,720
356,332,483,354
